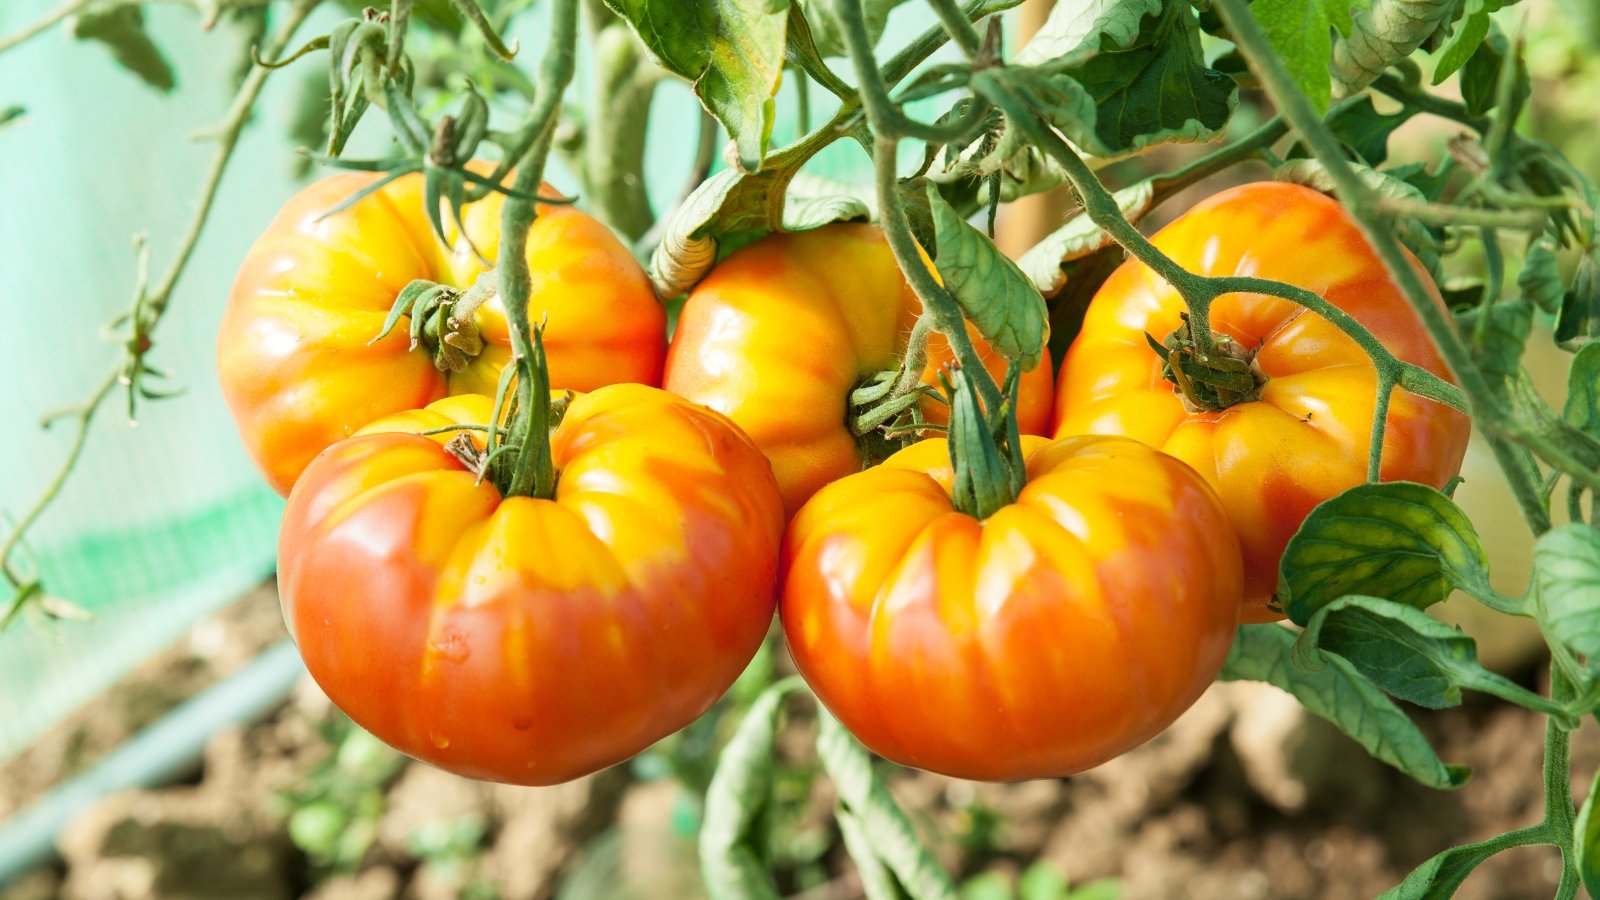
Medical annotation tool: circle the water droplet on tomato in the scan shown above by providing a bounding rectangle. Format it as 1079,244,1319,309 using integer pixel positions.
430,731,450,749
512,716,533,731
429,629,471,663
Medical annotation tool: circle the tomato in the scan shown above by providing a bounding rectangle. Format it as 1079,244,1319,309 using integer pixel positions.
780,434,1241,781
664,223,1054,516
1053,183,1471,623
277,386,785,785
218,171,664,495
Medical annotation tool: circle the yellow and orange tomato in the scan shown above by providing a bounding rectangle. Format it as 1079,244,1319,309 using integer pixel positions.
218,172,664,495
665,223,1054,517
277,387,785,785
1053,183,1471,623
780,434,1242,781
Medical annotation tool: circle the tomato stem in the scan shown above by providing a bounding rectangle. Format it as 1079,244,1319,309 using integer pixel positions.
840,0,1033,499
1145,315,1266,414
944,365,1024,519
484,0,576,500
372,276,490,373
839,0,1005,416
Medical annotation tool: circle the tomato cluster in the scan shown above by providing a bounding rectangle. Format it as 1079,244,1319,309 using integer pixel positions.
220,177,1466,784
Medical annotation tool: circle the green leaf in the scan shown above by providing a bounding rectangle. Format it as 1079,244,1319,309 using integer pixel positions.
817,710,958,900
1378,839,1505,899
1518,237,1566,315
67,6,176,92
927,186,1049,370
1018,864,1070,900
997,1,1236,158
959,872,1013,900
1458,297,1533,398
1576,769,1600,898
699,679,801,900
1431,0,1500,85
1297,596,1569,719
1221,624,1470,789
838,806,902,900
1279,483,1500,624
1016,0,1160,64
1252,0,1334,114
784,4,856,99
1565,343,1600,439
1016,179,1153,295
1556,250,1600,352
1459,26,1525,117
1386,161,1453,201
1063,879,1121,900
1322,95,1407,166
798,0,908,57
603,0,789,173
1533,524,1600,660
782,173,873,231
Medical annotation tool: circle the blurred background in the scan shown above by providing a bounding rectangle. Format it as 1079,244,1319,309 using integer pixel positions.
2,0,1598,897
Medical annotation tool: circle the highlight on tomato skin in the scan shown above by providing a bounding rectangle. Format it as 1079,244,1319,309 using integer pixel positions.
217,170,665,497
778,434,1243,783
275,385,786,786
664,222,1055,518
1052,181,1472,624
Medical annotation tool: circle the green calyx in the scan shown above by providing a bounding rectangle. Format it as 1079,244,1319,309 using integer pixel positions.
436,321,569,501
946,364,1026,520
848,368,937,467
372,274,493,373
1145,314,1266,413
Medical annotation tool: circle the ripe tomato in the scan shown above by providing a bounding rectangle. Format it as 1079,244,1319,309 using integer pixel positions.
218,171,664,495
1053,183,1470,623
277,386,784,785
664,223,1054,516
781,435,1241,781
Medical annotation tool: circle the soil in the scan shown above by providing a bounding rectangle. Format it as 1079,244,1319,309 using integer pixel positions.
0,585,1583,900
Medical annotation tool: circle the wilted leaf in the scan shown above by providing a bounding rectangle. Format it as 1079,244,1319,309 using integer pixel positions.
817,710,958,900
699,679,799,900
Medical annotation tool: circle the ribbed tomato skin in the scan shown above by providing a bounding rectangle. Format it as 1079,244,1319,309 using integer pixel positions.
1053,183,1470,622
665,223,1054,516
219,172,664,495
781,435,1242,781
278,387,784,785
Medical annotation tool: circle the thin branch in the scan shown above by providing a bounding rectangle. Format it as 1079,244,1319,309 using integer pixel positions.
838,0,1003,413
0,0,90,54
0,0,324,617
